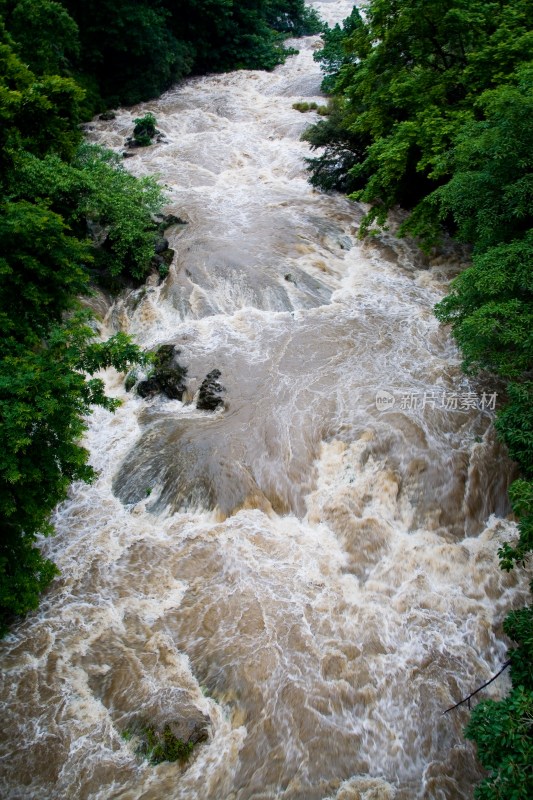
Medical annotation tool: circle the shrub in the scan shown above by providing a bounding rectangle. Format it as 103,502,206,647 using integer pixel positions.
133,113,157,147
123,723,195,765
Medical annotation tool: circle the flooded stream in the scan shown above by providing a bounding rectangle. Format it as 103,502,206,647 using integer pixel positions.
0,3,529,799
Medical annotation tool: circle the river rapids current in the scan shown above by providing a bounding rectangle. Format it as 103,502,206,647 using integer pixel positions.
1,2,531,799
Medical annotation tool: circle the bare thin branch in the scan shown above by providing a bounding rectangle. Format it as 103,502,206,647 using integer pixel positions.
443,660,512,715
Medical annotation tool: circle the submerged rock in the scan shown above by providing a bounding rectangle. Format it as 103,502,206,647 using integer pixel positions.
197,369,225,411
178,716,210,746
123,713,210,767
151,212,188,230
136,345,188,400
151,237,175,277
87,219,109,247
154,236,169,254
136,376,161,398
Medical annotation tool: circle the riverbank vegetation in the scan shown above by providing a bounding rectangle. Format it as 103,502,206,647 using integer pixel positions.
0,0,322,634
1,0,322,113
305,2,532,796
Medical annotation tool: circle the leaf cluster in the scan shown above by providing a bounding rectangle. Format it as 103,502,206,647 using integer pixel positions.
0,38,156,634
147,727,193,765
133,112,157,147
124,723,195,766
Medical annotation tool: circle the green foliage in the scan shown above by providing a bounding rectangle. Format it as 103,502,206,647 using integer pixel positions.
265,0,322,36
504,598,533,689
305,0,533,233
495,385,533,476
0,530,59,637
303,101,370,194
0,34,158,633
60,0,193,108
0,219,146,631
125,724,194,766
133,112,157,147
10,144,166,282
0,31,84,176
312,6,364,93
0,200,91,338
465,686,533,800
434,235,533,378
74,145,165,280
8,0,80,76
158,261,170,279
415,71,533,252
497,480,533,573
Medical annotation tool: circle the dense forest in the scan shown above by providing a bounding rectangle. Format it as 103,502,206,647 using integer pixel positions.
305,1,532,796
0,0,321,635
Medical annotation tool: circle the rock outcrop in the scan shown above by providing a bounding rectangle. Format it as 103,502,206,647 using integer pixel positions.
197,370,225,411
136,345,188,400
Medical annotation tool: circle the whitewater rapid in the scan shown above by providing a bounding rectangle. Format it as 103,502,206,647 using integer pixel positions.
0,3,529,799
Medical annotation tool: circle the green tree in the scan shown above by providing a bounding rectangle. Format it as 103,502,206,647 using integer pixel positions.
10,144,166,282
133,112,158,146
0,29,83,177
0,200,147,634
61,0,193,107
312,6,363,93
305,0,533,235
7,0,80,76
265,0,322,36
0,36,157,633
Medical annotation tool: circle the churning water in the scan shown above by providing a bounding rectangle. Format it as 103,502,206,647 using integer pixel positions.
1,2,530,798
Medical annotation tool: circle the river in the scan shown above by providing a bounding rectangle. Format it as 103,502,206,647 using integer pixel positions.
0,2,529,798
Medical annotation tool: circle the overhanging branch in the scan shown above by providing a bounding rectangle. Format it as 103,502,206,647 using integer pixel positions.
442,660,511,715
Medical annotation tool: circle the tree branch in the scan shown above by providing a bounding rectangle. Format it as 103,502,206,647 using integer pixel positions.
442,660,512,715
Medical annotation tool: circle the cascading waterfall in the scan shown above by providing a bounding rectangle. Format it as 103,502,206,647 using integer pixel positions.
0,3,530,799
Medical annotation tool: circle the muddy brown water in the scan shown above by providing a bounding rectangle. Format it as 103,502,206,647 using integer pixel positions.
0,3,530,798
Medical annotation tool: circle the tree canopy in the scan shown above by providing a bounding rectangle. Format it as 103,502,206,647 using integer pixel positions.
1,0,322,110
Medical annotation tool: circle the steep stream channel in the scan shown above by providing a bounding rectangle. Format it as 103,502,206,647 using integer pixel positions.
0,2,530,799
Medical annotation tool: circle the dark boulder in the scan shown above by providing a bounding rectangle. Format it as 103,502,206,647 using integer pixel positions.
151,213,188,230
197,369,225,411
136,345,188,401
87,220,109,247
99,111,116,121
156,365,187,399
151,235,174,277
136,376,161,398
154,236,169,254
183,718,210,746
